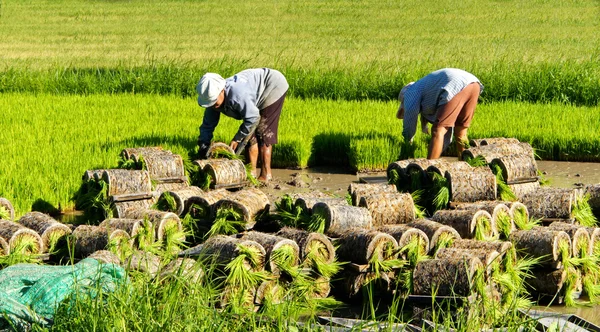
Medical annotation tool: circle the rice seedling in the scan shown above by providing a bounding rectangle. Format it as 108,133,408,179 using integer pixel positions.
307,214,327,234
0,206,10,220
429,172,449,212
0,235,42,268
303,240,342,279
572,194,598,227
491,164,517,202
72,179,112,220
154,192,177,213
495,212,513,239
474,216,494,241
369,241,405,278
432,232,455,255
207,208,246,237
398,234,429,267
513,209,539,231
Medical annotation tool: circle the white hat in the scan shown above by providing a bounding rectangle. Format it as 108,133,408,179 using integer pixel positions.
196,73,226,108
398,81,415,102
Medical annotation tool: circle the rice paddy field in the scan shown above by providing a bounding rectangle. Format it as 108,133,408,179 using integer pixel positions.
1,0,600,330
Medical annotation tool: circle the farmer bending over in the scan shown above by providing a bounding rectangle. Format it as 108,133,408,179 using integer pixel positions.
196,68,288,182
396,68,483,159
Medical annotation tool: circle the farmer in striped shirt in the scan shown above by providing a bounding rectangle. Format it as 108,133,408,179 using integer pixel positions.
396,68,483,159
196,68,289,182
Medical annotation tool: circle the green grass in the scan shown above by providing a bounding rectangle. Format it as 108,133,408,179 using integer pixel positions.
2,94,600,216
0,1,599,104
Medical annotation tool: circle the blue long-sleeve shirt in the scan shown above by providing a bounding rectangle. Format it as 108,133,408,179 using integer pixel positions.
402,68,483,145
198,68,288,144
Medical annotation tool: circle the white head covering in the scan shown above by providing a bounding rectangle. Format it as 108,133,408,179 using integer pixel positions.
398,81,415,102
196,73,226,108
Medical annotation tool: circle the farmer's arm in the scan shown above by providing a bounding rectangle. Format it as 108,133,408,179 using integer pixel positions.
198,107,220,145
231,95,260,143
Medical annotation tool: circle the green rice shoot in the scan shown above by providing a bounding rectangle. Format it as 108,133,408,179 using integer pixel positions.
464,155,488,168
572,194,598,227
433,232,455,255
154,192,178,213
474,216,494,241
135,219,160,253
274,195,311,228
563,267,579,307
512,208,538,230
225,244,266,289
207,208,246,237
162,222,187,257
107,235,134,263
244,163,260,186
47,230,69,254
307,213,327,234
270,245,299,277
303,240,341,279
118,155,146,170
399,234,428,267
495,212,513,239
0,206,10,220
369,241,404,278
0,235,42,267
388,168,400,188
492,164,517,202
410,189,427,218
345,193,353,206
430,172,449,212
409,170,422,193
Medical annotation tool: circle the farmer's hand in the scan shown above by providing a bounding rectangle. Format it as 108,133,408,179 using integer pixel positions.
197,142,210,160
230,140,239,152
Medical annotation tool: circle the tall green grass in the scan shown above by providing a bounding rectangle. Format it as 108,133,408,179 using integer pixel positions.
1,94,600,215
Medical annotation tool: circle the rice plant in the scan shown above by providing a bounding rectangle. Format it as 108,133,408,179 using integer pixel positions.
495,212,513,239
154,192,177,213
429,172,449,212
0,206,9,220
491,164,517,202
572,194,598,227
474,216,494,241
303,240,342,279
0,235,42,267
207,208,246,237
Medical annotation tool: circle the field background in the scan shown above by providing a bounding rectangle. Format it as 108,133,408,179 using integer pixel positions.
0,0,599,215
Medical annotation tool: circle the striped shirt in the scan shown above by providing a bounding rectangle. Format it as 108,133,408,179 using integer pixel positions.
401,68,483,147
199,68,289,144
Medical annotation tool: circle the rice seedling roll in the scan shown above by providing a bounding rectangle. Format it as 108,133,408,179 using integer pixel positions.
450,239,513,258
358,192,415,226
101,169,153,196
426,160,472,177
213,188,270,223
584,227,600,257
17,211,72,253
72,225,131,259
311,203,373,237
431,209,496,240
376,225,429,257
198,235,266,272
122,148,186,180
154,182,189,193
88,250,121,265
478,137,521,146
254,279,285,305
240,231,300,276
122,208,183,244
207,142,236,157
186,188,231,219
412,257,484,297
386,159,414,187
275,227,335,264
0,220,43,255
407,219,461,254
461,143,535,164
453,201,514,238
0,237,9,256
203,158,247,188
507,182,540,201
124,250,161,277
435,248,501,279
584,184,600,212
548,222,591,258
348,183,397,206
526,268,581,305
294,196,347,214
157,186,205,216
445,166,497,203
509,228,571,269
490,154,538,184
0,197,15,221
335,229,398,265
334,269,393,299
112,199,153,218
121,147,163,161
520,187,576,220
99,218,155,249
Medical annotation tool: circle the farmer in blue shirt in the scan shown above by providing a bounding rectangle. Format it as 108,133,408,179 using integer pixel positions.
196,68,288,182
396,68,483,159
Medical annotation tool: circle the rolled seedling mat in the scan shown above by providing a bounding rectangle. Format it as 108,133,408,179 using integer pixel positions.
208,142,236,157
334,269,393,300
213,188,270,225
426,160,472,177
82,169,106,182
520,187,577,220
17,212,72,253
461,143,535,164
507,181,540,201
453,201,515,237
72,225,131,259
509,228,571,269
450,239,513,260
584,227,600,257
386,159,415,185
584,184,600,212
158,186,205,216
445,166,497,203
335,229,398,266
0,237,9,256
101,169,153,197
405,159,444,177
240,231,300,276
0,197,15,221
112,199,153,218
548,222,591,258
311,203,373,237
121,208,183,243
187,188,231,220
505,202,530,227
490,154,539,184
525,268,582,303
88,250,122,265
348,183,397,206
435,248,501,279
275,227,335,264
294,196,348,214
198,235,266,272
412,256,484,297
99,218,155,249
220,284,258,310
202,158,247,189
0,219,44,255
122,147,186,180
254,279,285,305
431,209,496,240
157,258,203,284
407,219,461,254
376,224,429,261
124,250,161,278
474,137,520,147
154,182,189,194
358,192,415,226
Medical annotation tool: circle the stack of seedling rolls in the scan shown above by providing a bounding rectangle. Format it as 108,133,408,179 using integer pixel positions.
0,219,44,263
120,146,189,192
18,212,72,254
520,187,598,226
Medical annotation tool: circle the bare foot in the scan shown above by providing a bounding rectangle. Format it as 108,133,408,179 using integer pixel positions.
258,174,272,183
